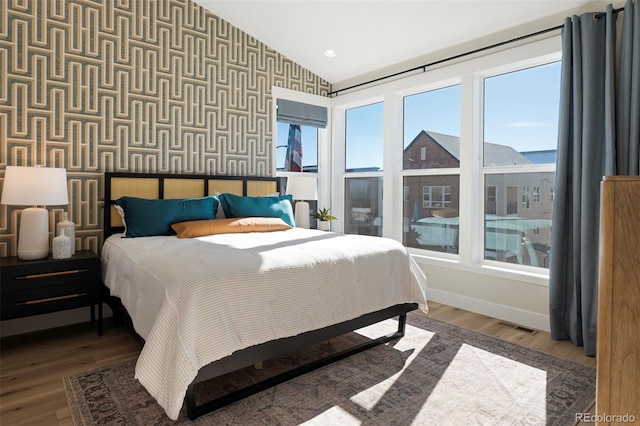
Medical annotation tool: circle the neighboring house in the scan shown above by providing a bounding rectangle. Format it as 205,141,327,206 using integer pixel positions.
404,130,462,169
404,131,553,267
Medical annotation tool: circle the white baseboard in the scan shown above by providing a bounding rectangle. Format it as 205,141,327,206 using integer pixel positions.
427,288,550,332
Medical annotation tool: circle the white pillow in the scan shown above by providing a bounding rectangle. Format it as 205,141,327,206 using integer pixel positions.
213,191,226,218
115,204,127,234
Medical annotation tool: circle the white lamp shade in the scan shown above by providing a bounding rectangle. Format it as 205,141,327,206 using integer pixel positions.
286,175,318,201
1,166,69,206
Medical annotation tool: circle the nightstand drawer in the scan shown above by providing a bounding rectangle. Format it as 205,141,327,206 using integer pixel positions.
1,282,100,320
1,254,100,292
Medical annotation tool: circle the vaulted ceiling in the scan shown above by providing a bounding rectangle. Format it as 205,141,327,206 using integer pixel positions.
193,1,602,87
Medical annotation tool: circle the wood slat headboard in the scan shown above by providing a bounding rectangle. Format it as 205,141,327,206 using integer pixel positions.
104,172,280,238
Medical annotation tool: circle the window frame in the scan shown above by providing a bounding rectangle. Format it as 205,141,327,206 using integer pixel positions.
330,36,561,285
333,97,386,235
478,59,560,274
422,185,452,208
398,79,462,258
272,87,331,218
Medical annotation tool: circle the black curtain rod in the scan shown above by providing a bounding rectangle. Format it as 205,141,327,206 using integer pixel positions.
595,5,625,19
328,5,625,98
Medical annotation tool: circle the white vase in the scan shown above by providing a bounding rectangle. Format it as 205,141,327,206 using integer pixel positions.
56,212,75,254
52,228,72,259
317,220,331,231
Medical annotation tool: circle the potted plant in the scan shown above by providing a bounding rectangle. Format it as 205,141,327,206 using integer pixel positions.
313,207,337,231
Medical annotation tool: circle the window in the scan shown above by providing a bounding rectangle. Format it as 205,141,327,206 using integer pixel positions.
344,177,382,236
482,62,560,268
521,186,530,209
333,37,560,278
423,185,451,208
405,176,459,253
484,173,554,267
344,103,384,236
402,85,460,252
403,85,461,170
275,98,326,173
345,103,384,172
275,122,318,172
507,186,518,215
483,63,560,167
274,92,328,229
485,186,497,215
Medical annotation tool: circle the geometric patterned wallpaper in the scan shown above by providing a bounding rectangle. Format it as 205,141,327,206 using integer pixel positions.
0,0,331,257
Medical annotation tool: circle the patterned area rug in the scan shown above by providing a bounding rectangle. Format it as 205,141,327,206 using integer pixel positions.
63,313,594,425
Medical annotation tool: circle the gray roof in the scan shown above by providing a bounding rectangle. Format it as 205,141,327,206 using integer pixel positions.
424,131,532,166
520,150,557,164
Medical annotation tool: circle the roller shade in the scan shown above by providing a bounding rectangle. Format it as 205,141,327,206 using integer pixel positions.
276,99,327,128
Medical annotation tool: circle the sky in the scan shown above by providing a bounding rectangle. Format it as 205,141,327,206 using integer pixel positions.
277,61,561,171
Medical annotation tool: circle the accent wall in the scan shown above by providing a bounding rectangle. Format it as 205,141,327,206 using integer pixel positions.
0,0,331,257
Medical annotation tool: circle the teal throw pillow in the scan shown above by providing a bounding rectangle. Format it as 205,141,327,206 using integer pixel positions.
219,193,295,227
114,196,219,237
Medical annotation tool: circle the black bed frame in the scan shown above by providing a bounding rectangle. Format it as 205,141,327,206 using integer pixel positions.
102,172,418,420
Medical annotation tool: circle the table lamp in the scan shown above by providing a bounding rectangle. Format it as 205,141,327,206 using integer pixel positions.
286,175,317,228
1,166,69,260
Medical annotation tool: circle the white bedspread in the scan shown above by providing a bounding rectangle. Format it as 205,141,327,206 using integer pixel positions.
101,228,427,420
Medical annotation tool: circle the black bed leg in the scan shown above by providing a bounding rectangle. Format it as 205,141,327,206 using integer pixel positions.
186,384,197,420
397,313,407,336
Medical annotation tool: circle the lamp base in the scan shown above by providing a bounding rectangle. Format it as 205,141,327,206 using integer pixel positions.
294,201,310,229
18,207,50,260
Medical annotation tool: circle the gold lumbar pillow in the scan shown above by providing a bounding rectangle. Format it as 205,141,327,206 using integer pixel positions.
172,217,291,238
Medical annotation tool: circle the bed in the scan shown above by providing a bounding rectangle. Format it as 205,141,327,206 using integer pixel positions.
101,172,428,420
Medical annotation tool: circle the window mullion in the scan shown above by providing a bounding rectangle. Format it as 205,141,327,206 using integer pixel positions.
331,107,346,234
383,93,402,241
458,74,481,266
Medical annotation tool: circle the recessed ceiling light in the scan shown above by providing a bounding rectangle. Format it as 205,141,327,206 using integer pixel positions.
323,49,336,58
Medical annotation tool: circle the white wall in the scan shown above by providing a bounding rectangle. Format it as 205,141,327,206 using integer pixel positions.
414,257,551,331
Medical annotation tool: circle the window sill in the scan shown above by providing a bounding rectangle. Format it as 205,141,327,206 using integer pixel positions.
408,250,549,287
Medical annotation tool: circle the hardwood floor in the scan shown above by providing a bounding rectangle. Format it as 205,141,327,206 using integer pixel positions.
426,302,596,368
0,302,596,425
0,319,141,425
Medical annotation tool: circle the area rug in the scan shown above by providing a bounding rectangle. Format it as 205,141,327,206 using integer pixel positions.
63,313,595,425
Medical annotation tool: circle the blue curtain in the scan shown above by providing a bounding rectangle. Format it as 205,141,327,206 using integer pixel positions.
549,0,639,356
617,0,640,174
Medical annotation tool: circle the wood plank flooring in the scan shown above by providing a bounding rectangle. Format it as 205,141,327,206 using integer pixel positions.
0,302,596,425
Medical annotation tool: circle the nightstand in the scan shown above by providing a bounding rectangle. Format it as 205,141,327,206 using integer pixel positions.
1,251,103,335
